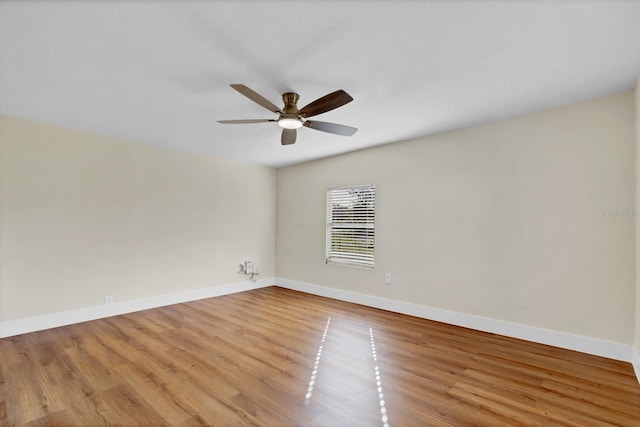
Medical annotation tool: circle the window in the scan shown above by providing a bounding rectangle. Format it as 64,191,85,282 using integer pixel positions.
326,185,376,268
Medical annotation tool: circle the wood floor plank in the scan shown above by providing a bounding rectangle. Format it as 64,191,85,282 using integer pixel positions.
0,401,7,423
111,362,196,426
1,286,639,426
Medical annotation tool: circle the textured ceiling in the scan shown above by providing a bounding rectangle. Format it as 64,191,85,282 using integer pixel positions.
1,1,639,167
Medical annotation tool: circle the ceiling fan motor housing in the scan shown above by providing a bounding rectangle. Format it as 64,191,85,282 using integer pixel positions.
279,92,302,128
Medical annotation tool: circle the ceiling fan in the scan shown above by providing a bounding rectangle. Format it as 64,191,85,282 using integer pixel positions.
218,84,357,145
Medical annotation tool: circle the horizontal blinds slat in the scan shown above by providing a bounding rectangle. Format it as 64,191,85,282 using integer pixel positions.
328,253,374,261
331,246,373,251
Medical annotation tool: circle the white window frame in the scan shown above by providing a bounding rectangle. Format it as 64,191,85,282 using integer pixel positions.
326,185,376,268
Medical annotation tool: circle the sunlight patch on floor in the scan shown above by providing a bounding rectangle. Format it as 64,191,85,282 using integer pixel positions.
304,317,391,426
305,317,331,402
370,328,390,427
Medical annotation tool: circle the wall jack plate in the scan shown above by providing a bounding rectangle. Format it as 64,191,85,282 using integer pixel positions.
239,261,260,282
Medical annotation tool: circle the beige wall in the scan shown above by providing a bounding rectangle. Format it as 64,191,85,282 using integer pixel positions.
0,116,276,321
276,91,635,344
635,75,640,358
1,90,636,349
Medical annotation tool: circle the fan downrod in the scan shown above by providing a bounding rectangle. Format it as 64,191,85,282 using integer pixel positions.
282,92,299,114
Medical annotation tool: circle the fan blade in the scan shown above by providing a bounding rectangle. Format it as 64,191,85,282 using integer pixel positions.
298,90,353,118
303,120,357,136
281,128,297,145
217,119,275,124
230,84,283,114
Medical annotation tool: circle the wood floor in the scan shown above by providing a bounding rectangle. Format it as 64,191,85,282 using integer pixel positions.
1,287,639,426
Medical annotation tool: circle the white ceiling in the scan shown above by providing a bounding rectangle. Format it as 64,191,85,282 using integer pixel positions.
1,1,639,168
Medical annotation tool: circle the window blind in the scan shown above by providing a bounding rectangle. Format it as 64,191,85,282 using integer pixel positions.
326,185,375,268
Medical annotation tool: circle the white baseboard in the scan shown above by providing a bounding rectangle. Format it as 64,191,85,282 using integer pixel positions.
0,278,273,338
2,276,636,372
275,277,633,363
633,348,640,384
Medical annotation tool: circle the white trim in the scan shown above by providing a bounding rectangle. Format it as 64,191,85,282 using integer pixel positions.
633,347,640,383
0,278,273,338
2,276,635,371
275,278,633,363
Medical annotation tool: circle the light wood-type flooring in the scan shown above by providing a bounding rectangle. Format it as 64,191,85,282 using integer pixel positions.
1,286,639,426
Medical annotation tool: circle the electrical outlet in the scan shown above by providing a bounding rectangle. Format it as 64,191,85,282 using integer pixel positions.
384,273,391,284
104,296,114,306
246,261,254,274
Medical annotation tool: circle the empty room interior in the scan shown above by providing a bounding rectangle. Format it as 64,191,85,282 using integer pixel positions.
2,1,640,426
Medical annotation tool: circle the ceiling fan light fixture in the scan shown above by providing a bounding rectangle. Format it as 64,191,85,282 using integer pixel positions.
278,117,303,129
